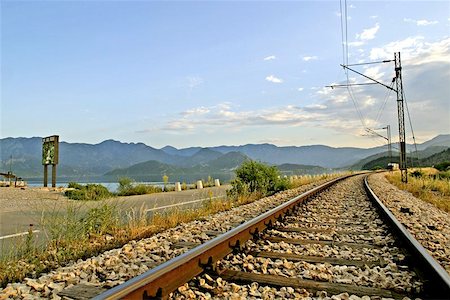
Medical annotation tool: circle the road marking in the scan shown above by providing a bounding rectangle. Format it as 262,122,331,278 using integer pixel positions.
0,230,40,240
144,196,226,212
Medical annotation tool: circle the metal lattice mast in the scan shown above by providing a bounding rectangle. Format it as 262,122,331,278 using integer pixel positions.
394,52,407,183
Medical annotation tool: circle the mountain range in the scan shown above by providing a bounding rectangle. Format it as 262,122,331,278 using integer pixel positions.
0,134,449,181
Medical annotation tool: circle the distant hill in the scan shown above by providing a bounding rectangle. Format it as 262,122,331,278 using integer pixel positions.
104,160,183,177
360,147,450,170
1,134,449,179
103,152,330,181
186,148,223,167
351,144,450,170
104,152,250,182
416,135,450,150
199,152,249,171
277,163,330,175
421,148,450,166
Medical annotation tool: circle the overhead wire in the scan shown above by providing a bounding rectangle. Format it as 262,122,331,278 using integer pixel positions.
340,0,367,129
403,88,419,167
375,80,395,124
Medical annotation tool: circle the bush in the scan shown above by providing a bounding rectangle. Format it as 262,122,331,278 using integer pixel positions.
410,170,424,178
118,177,133,192
65,183,113,201
117,177,162,196
435,161,450,172
67,182,83,189
82,205,119,235
437,171,450,180
228,160,291,198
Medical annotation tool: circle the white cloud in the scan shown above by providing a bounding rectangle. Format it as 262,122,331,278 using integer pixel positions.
159,102,326,132
305,104,327,110
370,15,378,19
151,37,450,141
265,75,283,83
181,107,210,116
404,18,438,26
316,36,450,138
348,41,365,47
369,36,450,64
357,23,380,41
258,138,289,145
186,76,204,89
303,56,318,61
263,55,276,61
417,19,438,26
363,66,384,80
297,87,304,92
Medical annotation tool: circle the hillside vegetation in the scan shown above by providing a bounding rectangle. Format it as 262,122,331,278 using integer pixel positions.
361,148,450,170
2,135,449,179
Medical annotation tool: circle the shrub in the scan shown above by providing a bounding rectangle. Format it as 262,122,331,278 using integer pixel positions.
67,182,83,189
118,177,133,192
438,171,450,180
82,205,119,235
410,170,424,178
435,161,450,172
228,160,291,198
162,174,169,191
117,177,162,196
65,183,113,201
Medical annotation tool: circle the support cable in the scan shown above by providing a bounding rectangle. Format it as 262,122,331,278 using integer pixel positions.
375,81,395,124
339,0,346,66
340,0,366,129
345,0,349,67
403,90,419,167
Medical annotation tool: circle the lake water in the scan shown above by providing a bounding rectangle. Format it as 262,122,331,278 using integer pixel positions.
26,181,167,192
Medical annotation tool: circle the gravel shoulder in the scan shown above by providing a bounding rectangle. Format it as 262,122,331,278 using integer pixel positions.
0,180,331,299
0,186,228,236
368,172,450,274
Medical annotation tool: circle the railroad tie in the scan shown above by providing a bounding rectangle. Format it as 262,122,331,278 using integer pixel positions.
246,250,387,268
219,269,408,299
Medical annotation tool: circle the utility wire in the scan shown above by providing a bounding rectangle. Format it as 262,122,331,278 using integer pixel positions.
340,0,367,129
375,81,395,124
339,0,346,66
345,0,349,67
403,88,419,166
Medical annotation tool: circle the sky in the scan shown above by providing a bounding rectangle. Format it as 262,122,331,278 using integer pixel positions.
1,0,449,149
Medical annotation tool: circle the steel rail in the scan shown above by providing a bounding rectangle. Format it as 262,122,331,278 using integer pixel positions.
93,174,357,299
364,176,450,298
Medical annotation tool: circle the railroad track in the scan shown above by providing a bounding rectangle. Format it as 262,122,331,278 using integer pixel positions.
93,174,450,299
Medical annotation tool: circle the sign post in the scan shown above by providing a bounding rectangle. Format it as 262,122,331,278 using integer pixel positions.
42,135,59,187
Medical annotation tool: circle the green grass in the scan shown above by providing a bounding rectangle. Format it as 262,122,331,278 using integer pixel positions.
65,182,114,200
386,168,450,213
0,173,343,288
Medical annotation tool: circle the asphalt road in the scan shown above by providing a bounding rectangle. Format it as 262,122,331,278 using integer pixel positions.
0,185,229,253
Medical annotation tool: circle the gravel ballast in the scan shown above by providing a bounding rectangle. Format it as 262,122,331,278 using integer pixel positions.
169,175,423,299
368,173,450,275
0,180,332,299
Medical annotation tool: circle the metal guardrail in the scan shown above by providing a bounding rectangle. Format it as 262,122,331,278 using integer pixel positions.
363,176,450,298
93,174,356,299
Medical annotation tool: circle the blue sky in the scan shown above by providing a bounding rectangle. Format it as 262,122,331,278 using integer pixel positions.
1,1,449,149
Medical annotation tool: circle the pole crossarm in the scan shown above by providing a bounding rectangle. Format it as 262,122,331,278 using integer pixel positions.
365,128,388,141
326,82,378,89
346,60,394,67
341,64,397,92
